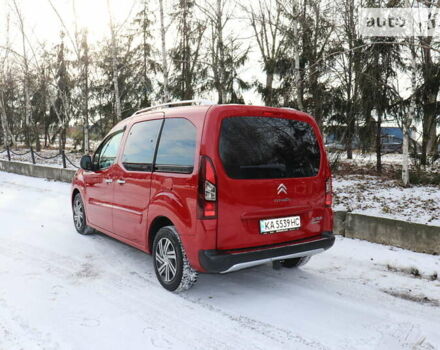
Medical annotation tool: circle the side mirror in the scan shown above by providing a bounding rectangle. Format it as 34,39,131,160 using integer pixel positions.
80,155,93,171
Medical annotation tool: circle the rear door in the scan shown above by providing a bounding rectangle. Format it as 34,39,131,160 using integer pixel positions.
215,114,326,250
112,115,163,243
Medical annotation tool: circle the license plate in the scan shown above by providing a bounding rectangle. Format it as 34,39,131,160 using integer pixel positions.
259,216,301,234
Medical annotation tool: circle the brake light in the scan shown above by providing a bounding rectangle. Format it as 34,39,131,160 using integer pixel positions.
325,177,333,207
198,156,217,219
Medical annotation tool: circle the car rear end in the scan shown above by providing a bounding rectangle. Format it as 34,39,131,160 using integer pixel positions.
196,105,334,273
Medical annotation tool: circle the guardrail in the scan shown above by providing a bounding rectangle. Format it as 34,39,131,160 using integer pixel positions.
333,210,440,255
0,146,79,169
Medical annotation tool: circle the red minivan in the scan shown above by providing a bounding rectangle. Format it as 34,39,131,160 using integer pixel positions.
71,101,335,291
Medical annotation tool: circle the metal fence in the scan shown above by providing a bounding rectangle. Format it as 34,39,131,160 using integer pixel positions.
0,146,79,169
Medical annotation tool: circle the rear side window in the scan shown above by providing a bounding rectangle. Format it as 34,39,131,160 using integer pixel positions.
155,118,196,173
122,119,162,172
219,116,321,179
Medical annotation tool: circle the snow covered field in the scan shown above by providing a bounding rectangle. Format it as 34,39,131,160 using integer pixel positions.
333,175,440,226
334,151,440,171
0,171,439,350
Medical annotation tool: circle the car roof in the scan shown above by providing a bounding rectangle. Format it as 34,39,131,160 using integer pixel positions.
108,104,316,135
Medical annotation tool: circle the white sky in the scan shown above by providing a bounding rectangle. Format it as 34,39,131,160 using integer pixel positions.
1,0,140,46
0,0,264,105
0,1,424,113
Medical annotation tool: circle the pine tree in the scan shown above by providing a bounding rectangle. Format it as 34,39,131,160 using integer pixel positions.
132,0,158,107
202,0,249,103
170,0,206,100
54,31,72,153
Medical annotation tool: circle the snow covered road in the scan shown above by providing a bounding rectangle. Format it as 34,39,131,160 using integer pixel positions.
0,171,439,350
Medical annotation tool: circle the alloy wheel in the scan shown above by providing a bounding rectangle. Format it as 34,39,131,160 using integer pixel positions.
155,237,177,283
73,196,84,230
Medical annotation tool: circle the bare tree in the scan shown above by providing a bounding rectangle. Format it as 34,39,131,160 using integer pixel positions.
170,0,206,100
339,0,361,159
48,0,92,152
0,12,16,147
133,0,156,106
419,1,440,164
80,31,90,153
199,0,248,103
107,0,122,120
12,0,32,146
159,0,171,102
205,0,228,103
246,0,286,106
291,9,303,110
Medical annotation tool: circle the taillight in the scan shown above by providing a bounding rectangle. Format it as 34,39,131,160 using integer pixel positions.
325,177,333,207
198,156,217,219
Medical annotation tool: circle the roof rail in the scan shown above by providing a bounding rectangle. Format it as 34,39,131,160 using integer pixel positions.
134,99,216,115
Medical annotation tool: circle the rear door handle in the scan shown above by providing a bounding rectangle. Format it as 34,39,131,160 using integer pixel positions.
116,179,126,184
104,179,113,183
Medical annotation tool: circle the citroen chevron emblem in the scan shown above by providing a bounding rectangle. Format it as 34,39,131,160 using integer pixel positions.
277,183,287,195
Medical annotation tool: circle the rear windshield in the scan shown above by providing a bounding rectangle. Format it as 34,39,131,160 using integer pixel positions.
219,116,321,179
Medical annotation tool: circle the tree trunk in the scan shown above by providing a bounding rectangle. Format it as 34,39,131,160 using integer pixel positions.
14,0,32,146
83,33,90,153
293,18,304,110
111,48,121,121
345,0,355,160
44,124,49,147
265,71,274,106
35,125,41,151
402,122,410,185
0,91,16,147
426,106,437,156
403,40,417,186
419,35,440,165
59,121,68,154
346,114,354,160
159,0,170,102
107,0,122,121
142,0,149,105
376,111,382,174
346,59,354,160
216,0,226,104
0,12,15,148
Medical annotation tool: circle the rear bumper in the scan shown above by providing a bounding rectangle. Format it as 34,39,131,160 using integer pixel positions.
199,232,335,273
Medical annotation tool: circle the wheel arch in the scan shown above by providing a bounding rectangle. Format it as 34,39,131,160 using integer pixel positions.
71,188,80,205
148,216,174,253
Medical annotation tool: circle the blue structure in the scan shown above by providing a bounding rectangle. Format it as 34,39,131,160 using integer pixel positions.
381,127,403,153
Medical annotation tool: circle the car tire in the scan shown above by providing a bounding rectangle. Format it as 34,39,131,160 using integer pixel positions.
153,226,198,292
72,193,94,235
281,256,311,268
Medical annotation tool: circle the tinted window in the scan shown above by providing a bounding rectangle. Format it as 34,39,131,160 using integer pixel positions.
155,118,196,173
122,119,162,172
94,131,123,170
219,116,321,179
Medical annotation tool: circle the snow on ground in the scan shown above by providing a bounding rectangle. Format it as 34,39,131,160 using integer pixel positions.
333,175,440,226
0,171,439,350
336,152,405,165
330,151,440,173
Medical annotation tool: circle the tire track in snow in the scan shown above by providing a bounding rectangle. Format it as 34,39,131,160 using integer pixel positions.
0,238,320,350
